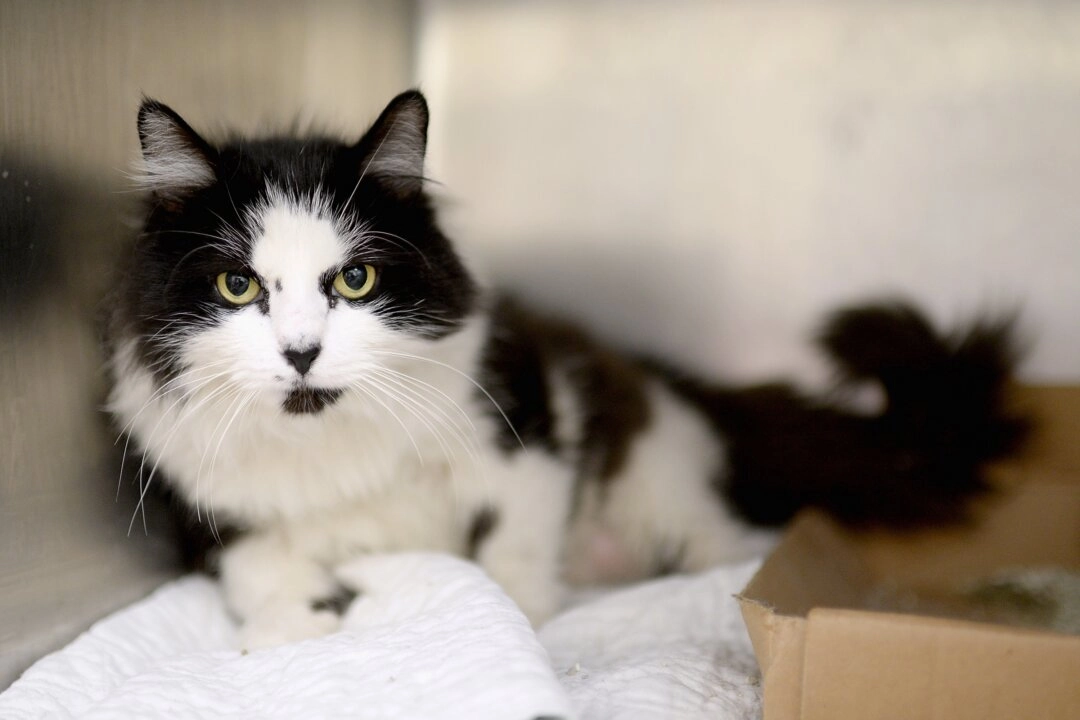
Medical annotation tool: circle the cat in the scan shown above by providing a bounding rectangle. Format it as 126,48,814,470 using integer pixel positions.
106,90,1027,649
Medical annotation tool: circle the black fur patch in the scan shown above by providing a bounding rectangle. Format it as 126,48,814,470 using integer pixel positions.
565,332,651,483
478,297,650,483
310,585,359,616
653,540,687,577
282,387,343,415
659,300,1028,528
478,299,558,453
151,476,243,574
175,512,242,575
465,506,499,559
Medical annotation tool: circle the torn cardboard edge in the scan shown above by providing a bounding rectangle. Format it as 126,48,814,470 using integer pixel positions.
737,385,1080,720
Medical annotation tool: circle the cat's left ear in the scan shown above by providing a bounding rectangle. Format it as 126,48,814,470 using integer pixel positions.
356,90,429,196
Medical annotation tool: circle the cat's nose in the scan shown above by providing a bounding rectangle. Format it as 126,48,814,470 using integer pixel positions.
283,345,321,376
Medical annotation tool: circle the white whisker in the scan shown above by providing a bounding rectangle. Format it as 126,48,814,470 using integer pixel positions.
346,380,425,465
205,389,260,543
370,349,526,451
362,373,464,468
369,368,482,466
127,372,242,534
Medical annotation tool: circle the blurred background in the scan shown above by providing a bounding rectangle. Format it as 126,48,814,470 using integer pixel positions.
2,0,1079,686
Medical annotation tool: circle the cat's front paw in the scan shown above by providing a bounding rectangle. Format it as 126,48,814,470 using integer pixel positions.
239,604,342,651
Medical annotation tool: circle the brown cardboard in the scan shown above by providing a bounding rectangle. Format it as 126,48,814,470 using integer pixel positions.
1009,385,1080,475
800,609,1080,720
739,385,1080,720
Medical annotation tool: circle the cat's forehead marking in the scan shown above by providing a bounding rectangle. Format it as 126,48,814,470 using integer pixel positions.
250,193,346,283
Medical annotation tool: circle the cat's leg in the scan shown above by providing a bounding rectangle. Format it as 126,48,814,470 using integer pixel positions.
472,451,574,626
220,530,344,650
223,476,463,649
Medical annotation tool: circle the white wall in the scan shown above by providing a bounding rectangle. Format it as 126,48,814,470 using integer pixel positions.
417,0,1080,385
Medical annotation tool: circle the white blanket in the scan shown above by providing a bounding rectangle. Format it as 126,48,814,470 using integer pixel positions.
0,555,762,720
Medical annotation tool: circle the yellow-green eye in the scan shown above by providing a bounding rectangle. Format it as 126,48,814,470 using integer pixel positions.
216,272,261,305
333,264,377,300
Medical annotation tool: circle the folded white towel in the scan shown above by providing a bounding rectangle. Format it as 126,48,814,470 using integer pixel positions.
0,554,573,720
0,556,762,720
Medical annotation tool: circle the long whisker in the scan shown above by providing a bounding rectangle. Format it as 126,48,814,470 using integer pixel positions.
370,361,499,505
346,380,424,465
115,364,234,502
372,371,488,511
369,368,477,443
361,373,472,511
194,384,250,522
368,368,482,468
362,373,463,468
205,389,260,543
115,361,235,445
370,349,526,451
127,374,242,534
375,366,479,435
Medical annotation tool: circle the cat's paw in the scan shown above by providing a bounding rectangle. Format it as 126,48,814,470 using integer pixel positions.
239,604,342,651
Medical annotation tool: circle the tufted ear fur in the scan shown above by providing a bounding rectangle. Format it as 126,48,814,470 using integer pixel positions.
355,90,429,196
136,98,217,201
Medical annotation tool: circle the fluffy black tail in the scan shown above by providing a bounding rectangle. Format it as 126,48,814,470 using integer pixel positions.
672,300,1030,528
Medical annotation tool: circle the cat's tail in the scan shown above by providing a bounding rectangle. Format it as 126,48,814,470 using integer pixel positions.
818,301,1028,468
676,300,1030,528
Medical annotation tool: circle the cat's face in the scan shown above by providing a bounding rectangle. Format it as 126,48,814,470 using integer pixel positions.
117,92,476,415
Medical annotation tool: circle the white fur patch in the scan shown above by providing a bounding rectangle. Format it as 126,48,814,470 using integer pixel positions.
251,199,343,352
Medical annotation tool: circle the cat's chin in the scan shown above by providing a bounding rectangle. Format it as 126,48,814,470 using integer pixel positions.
282,387,343,415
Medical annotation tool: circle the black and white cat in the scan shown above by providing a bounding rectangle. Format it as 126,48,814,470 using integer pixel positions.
106,90,1026,648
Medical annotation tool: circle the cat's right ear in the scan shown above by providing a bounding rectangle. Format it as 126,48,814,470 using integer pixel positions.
136,99,217,202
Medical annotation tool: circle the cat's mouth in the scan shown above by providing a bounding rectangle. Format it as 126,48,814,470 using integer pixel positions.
282,386,343,415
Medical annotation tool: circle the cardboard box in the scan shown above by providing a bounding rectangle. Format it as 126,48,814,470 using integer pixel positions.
738,386,1080,720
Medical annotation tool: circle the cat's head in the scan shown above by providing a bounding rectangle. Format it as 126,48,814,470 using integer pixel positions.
114,91,477,415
